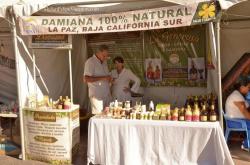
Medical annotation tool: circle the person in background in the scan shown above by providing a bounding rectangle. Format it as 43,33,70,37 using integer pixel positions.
111,56,141,102
239,65,250,104
225,79,250,151
83,45,112,114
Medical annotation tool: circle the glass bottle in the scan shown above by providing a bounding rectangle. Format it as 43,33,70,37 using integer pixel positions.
185,96,190,108
179,108,185,121
149,100,154,112
200,104,208,122
172,107,179,121
209,104,217,122
58,96,64,109
64,96,71,109
192,104,200,122
185,105,192,122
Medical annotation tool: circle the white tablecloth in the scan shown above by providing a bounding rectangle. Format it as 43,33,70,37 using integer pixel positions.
87,117,234,165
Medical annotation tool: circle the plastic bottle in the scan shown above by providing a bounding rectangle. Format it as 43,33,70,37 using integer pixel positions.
149,100,154,112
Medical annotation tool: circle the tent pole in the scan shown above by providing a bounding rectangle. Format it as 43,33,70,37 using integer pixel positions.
32,50,37,102
216,20,223,130
69,49,73,104
11,15,26,160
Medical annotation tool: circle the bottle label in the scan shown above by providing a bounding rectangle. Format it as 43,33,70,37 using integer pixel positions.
201,116,207,121
64,104,71,109
179,116,185,121
192,115,200,122
185,115,192,121
210,115,217,121
171,116,178,121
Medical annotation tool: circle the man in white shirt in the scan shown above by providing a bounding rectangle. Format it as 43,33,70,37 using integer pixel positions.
225,79,250,150
84,45,112,114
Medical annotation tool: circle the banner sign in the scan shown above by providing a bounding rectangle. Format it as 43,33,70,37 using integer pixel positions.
23,107,80,164
19,1,219,35
28,35,72,49
87,25,207,87
144,25,207,87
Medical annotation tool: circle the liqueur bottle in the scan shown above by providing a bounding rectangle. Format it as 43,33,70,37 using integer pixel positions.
172,108,179,121
189,95,194,108
200,104,208,122
194,96,199,107
192,104,200,122
179,108,185,121
185,105,192,122
58,96,64,109
185,96,190,108
64,96,71,109
114,98,118,108
209,104,217,122
198,95,205,109
166,109,171,120
149,100,155,112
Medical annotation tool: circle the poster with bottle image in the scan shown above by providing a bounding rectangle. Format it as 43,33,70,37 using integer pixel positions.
188,57,205,81
145,58,162,84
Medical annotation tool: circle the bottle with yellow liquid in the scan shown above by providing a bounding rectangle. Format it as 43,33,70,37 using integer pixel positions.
178,108,185,121
172,108,179,121
185,105,192,122
200,104,208,122
209,104,217,122
192,104,200,122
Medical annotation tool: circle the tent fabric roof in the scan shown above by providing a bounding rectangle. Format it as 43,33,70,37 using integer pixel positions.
0,0,246,19
222,0,250,21
0,0,20,18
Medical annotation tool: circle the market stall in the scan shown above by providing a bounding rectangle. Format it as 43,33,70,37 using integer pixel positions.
15,1,226,164
0,0,246,164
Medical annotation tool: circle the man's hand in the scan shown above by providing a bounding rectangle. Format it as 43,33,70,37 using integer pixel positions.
104,76,113,83
123,87,131,93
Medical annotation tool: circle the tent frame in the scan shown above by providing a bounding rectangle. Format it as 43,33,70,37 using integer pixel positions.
4,1,224,160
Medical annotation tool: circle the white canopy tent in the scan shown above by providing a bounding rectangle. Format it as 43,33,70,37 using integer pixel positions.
221,0,250,77
0,0,246,160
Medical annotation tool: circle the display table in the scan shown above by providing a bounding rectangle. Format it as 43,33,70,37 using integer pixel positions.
23,105,80,164
88,116,234,165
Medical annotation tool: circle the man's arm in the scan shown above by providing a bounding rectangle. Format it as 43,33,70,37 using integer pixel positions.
84,75,112,83
234,101,250,119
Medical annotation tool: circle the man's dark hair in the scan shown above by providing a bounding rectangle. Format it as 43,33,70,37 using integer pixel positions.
113,56,124,64
97,45,109,53
234,79,249,90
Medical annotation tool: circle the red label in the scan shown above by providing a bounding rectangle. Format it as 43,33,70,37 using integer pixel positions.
172,116,178,121
192,115,200,121
185,115,192,121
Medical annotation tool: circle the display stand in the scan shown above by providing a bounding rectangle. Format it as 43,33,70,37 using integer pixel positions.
19,35,79,164
22,105,80,164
